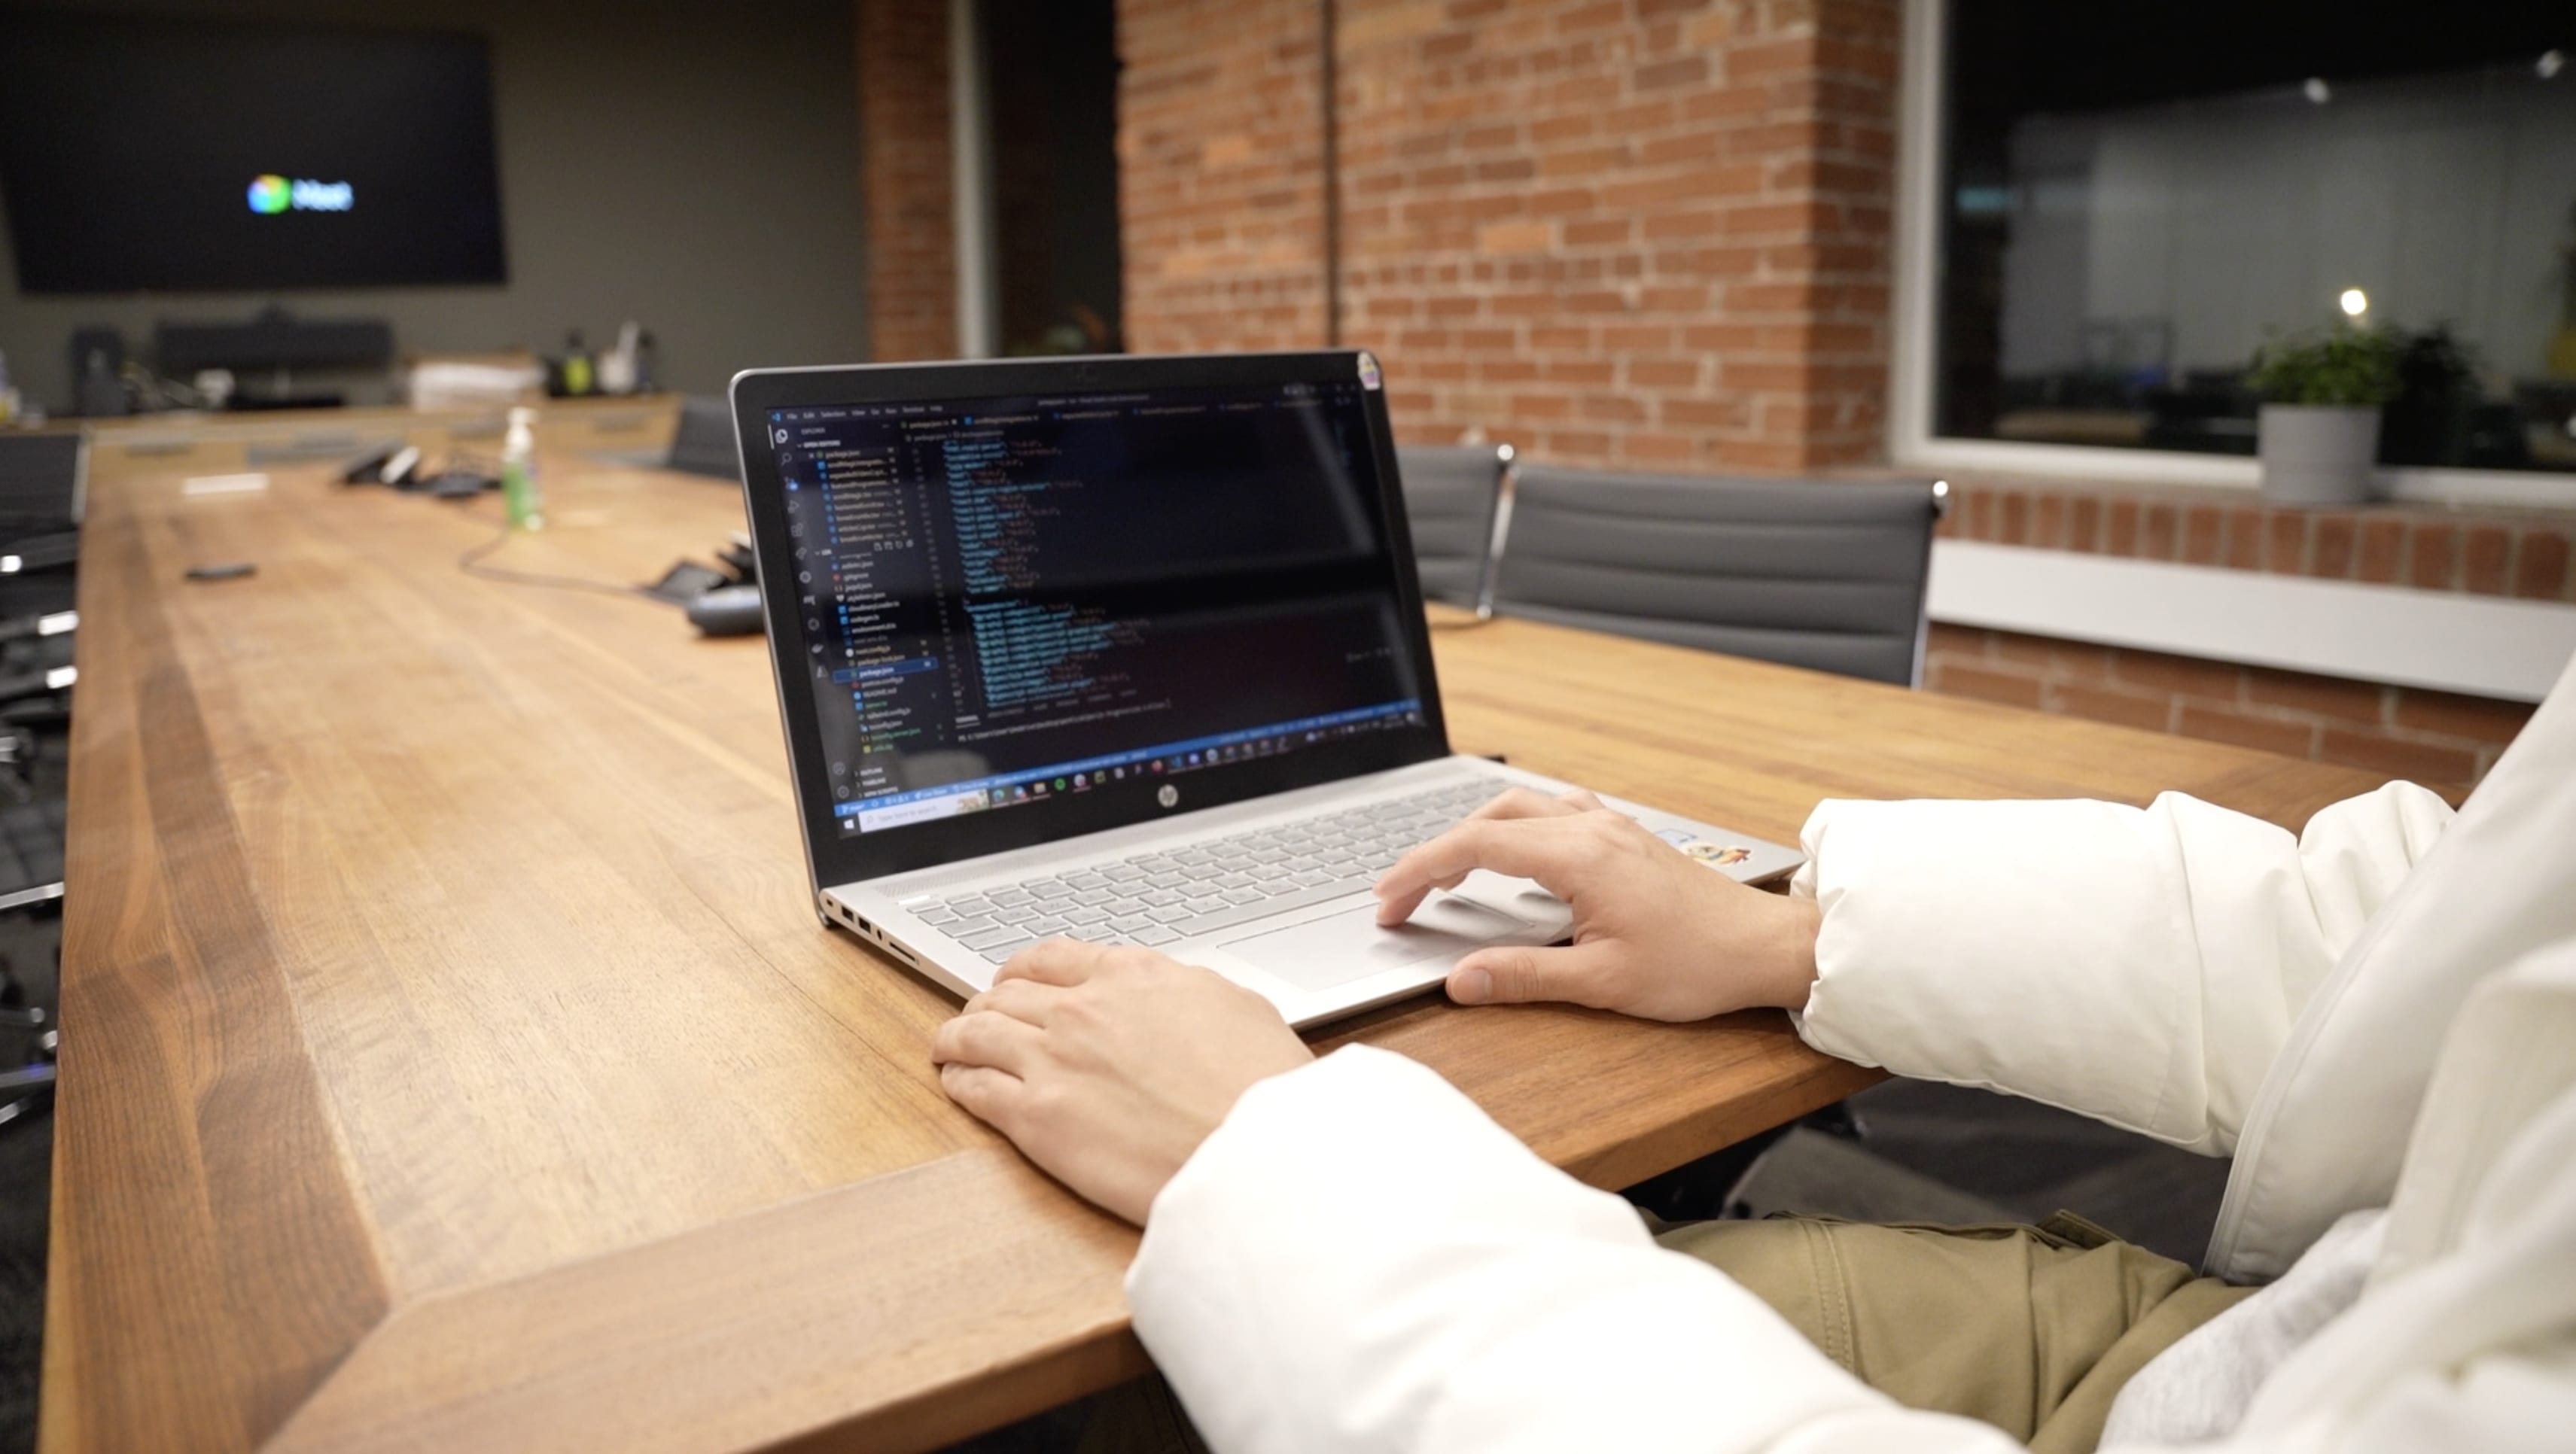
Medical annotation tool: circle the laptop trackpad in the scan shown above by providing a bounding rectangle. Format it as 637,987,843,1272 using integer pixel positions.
1223,896,1530,992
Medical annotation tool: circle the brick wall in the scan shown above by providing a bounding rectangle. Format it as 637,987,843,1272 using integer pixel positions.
1925,625,2531,804
857,0,958,360
1920,475,2559,796
1939,476,2576,603
1115,0,1899,470
1116,0,1335,351
866,1,2550,787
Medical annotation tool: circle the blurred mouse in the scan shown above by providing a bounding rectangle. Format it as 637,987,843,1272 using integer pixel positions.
686,584,765,636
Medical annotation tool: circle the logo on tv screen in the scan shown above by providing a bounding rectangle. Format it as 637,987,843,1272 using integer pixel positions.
247,175,354,214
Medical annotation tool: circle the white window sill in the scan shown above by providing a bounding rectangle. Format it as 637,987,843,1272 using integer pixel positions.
1899,437,2576,514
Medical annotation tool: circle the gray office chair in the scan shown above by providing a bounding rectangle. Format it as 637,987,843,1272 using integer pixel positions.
1491,467,1947,687
666,396,743,481
1395,442,1514,616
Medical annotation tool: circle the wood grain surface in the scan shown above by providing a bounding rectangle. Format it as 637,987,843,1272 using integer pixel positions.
44,452,2390,1453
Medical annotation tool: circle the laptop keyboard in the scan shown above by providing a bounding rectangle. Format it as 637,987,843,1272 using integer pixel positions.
904,779,1503,963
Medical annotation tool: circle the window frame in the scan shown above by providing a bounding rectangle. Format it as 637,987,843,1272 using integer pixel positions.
1886,0,2576,511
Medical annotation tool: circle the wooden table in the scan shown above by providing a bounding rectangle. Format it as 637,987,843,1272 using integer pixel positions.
44,455,2387,1454
72,394,680,480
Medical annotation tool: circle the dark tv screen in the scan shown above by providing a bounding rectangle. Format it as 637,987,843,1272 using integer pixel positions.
0,11,507,293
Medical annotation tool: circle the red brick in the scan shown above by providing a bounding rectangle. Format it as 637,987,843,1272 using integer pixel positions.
2312,516,2357,579
2319,729,2478,789
1932,662,2044,709
2392,689,2535,744
2048,640,2116,684
2051,683,2173,732
1997,491,2029,546
2462,526,2511,595
860,0,957,360
2407,523,2458,590
1926,622,1989,659
2066,495,2103,553
2245,668,2385,724
1116,0,1900,470
2180,504,2223,565
1962,489,1995,540
2223,507,2263,570
1634,56,1708,89
2355,518,2405,585
2106,499,2140,555
2514,529,2570,601
1991,630,2053,668
2178,704,2316,759
2139,503,2178,561
2111,651,2236,703
2264,513,2309,573
2030,492,2066,550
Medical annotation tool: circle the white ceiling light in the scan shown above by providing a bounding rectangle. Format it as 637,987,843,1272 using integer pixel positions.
2303,76,2332,104
2541,50,2566,80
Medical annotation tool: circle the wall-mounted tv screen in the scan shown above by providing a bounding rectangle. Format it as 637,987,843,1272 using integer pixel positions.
0,11,507,293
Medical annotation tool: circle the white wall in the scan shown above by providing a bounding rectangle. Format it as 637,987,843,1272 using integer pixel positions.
1998,67,2576,380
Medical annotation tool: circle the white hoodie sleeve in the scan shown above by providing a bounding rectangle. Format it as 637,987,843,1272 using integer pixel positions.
1127,1044,2020,1454
1789,783,2450,1155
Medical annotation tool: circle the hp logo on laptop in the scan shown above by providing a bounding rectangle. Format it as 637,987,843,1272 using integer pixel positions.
1157,783,1178,809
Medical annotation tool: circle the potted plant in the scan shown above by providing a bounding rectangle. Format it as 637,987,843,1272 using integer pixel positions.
2247,325,2401,506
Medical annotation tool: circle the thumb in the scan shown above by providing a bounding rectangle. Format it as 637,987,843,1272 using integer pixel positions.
1448,941,1619,1009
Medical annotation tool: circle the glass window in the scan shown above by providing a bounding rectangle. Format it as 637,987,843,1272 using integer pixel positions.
1933,2,2576,473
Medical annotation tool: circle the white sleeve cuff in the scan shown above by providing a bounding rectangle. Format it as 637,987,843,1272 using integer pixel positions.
1128,1045,1905,1454
1786,787,2447,1155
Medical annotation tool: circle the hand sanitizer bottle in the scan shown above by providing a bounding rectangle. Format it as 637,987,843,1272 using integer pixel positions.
501,406,544,529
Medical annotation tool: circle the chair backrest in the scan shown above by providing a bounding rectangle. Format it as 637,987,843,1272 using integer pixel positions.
0,433,86,537
1493,467,1945,686
666,396,742,481
1394,443,1511,613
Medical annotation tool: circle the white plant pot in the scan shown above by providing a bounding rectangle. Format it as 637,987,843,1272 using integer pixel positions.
2258,404,2380,508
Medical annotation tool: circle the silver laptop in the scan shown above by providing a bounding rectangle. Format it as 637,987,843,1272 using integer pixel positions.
731,350,1801,1028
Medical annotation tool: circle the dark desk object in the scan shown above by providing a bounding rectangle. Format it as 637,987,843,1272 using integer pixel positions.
665,395,741,480
0,433,84,529
154,306,394,405
0,429,81,811
0,433,85,593
1396,442,1512,616
1494,468,1947,688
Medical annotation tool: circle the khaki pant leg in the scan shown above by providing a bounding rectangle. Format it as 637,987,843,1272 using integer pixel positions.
1658,1214,2255,1454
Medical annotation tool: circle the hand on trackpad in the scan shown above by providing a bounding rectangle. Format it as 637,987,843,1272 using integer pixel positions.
1224,896,1531,991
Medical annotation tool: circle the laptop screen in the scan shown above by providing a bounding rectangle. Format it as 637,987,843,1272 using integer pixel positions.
760,368,1433,853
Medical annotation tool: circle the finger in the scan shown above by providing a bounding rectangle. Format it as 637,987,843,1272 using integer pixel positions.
939,1061,1028,1135
930,1008,1046,1075
993,936,1111,988
963,976,1061,1028
1374,816,1594,925
1463,786,1585,822
1447,940,1625,1010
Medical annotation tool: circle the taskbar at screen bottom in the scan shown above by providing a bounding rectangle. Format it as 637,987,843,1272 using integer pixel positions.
843,698,1427,834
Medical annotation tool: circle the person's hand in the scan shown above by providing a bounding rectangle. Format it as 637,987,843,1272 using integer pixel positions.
1374,787,1820,1021
930,939,1314,1224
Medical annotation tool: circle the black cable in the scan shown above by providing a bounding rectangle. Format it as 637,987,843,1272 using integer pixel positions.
456,518,659,603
